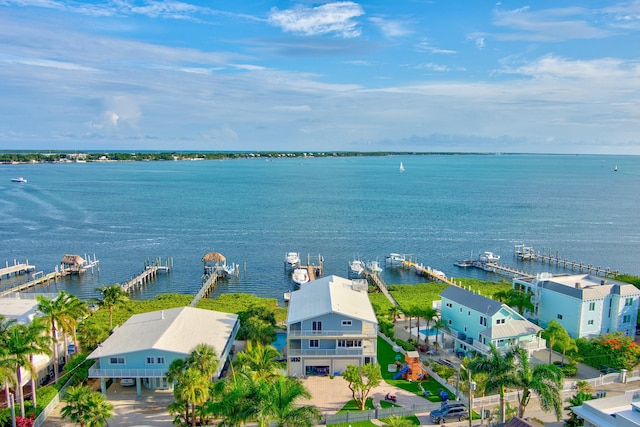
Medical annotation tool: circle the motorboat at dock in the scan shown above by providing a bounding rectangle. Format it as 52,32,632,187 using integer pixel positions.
366,260,383,273
385,253,406,267
291,268,310,287
348,259,365,279
285,252,300,268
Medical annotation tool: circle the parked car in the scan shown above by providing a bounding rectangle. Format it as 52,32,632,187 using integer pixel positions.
430,403,469,423
120,378,135,387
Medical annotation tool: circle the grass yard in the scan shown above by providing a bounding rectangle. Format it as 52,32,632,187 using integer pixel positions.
331,399,420,427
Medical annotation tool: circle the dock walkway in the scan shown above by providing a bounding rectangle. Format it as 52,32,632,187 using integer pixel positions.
121,258,172,294
364,270,398,307
0,260,36,280
515,244,618,277
401,261,457,286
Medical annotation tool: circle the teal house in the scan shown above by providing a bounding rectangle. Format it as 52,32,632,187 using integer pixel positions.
439,286,545,357
512,273,640,339
88,306,239,397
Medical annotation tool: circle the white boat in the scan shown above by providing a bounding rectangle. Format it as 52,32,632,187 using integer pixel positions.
285,252,300,268
385,253,405,266
615,165,618,172
348,259,365,279
478,251,500,263
399,162,405,172
367,260,383,273
291,268,310,287
11,177,27,183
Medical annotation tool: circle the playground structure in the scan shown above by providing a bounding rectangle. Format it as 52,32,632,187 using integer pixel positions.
393,351,428,382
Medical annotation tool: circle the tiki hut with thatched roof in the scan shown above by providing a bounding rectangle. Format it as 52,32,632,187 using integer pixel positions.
202,252,226,274
60,254,87,273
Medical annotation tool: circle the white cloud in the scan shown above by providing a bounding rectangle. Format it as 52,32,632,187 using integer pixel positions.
369,16,411,38
268,2,364,38
415,38,456,54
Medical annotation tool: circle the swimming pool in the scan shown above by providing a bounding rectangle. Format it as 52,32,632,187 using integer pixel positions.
272,332,287,352
418,328,438,336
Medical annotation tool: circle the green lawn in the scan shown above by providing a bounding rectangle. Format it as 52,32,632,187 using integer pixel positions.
331,399,420,426
377,337,451,402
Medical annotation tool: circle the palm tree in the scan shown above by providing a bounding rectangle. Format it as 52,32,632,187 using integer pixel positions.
494,289,534,316
61,385,113,427
383,415,414,427
387,306,402,323
235,342,283,381
37,291,84,382
0,316,18,408
94,284,129,330
433,317,450,350
468,344,518,423
77,322,109,353
175,368,210,427
540,320,569,364
210,375,261,426
5,320,51,417
512,347,564,420
265,376,321,427
186,343,219,380
421,307,438,346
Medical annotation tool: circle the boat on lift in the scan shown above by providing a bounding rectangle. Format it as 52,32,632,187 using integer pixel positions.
285,252,300,268
348,259,365,279
478,251,500,263
291,268,310,287
385,253,406,266
367,260,383,273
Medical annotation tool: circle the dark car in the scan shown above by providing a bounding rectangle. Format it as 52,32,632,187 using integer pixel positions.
430,403,469,423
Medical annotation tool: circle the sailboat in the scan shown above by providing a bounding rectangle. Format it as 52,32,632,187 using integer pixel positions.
399,162,405,172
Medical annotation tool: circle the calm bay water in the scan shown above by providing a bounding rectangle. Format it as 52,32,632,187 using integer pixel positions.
1,154,639,303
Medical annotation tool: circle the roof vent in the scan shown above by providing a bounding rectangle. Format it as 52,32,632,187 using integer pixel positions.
575,282,581,288
601,280,606,286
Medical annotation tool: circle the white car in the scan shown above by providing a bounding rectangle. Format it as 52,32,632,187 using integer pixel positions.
120,378,135,387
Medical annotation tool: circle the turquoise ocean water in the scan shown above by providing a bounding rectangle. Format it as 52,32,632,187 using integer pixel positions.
1,154,639,303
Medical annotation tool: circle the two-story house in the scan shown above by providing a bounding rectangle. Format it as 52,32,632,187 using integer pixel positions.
286,275,378,377
439,286,545,357
88,306,239,397
512,273,640,338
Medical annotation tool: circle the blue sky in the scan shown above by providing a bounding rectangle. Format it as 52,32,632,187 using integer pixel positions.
1,1,639,154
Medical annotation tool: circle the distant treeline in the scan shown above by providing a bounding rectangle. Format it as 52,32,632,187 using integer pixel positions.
0,150,489,164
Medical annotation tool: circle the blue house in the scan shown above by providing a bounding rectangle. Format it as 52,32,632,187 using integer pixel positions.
286,275,378,377
439,286,545,357
87,306,239,396
512,273,640,338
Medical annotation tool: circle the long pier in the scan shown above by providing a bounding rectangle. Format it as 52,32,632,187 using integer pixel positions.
191,273,218,307
401,260,457,286
514,244,618,277
0,270,64,298
472,261,535,280
0,260,36,280
364,270,398,307
121,258,172,294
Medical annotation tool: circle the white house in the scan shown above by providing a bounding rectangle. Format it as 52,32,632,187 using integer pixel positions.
286,275,378,377
512,273,640,338
439,286,545,358
88,306,239,397
571,391,640,427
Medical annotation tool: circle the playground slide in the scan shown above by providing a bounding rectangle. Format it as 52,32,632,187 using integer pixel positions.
393,365,410,380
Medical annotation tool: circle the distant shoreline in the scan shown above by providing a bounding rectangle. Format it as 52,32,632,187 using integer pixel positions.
0,151,495,164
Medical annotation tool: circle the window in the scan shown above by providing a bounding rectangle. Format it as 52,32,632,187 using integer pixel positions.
626,298,634,307
479,316,487,326
337,339,362,348
557,314,563,320
146,357,165,365
341,320,352,326
446,303,452,308
623,315,631,323
460,308,463,312
495,319,505,325
109,357,125,365
468,311,471,316
587,320,594,325
589,302,595,311
309,339,319,348
312,321,322,332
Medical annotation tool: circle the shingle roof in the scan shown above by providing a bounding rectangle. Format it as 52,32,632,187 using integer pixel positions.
87,306,238,359
440,285,504,315
286,275,378,324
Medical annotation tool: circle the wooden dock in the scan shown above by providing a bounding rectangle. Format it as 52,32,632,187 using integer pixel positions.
364,270,399,307
0,260,36,280
300,254,324,281
121,258,172,294
514,244,618,277
401,260,458,286
0,269,65,298
472,261,535,280
191,273,218,306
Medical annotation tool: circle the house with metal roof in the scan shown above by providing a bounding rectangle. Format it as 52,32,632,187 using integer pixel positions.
439,286,545,358
87,306,239,396
512,273,640,339
571,391,640,427
286,275,378,377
